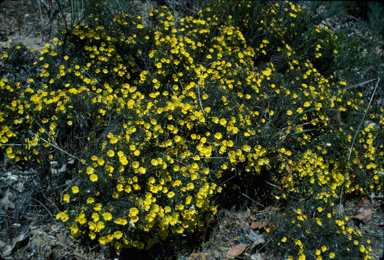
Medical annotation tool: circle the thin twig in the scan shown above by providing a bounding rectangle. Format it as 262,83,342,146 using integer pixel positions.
266,181,282,190
31,198,54,218
37,0,45,42
348,77,380,160
39,192,61,213
28,131,86,165
360,232,384,238
241,193,258,204
220,171,238,185
0,144,41,146
340,78,376,91
129,54,142,72
169,58,184,91
197,68,206,116
332,78,376,104
34,120,55,145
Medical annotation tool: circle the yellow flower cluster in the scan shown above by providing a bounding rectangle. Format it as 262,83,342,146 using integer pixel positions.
0,0,382,255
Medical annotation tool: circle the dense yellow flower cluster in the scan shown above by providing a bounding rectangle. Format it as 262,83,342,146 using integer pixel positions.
0,0,381,256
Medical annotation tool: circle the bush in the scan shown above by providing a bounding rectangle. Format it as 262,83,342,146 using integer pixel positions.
1,0,383,258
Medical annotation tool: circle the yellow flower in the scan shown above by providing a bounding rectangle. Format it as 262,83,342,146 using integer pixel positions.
329,252,335,259
67,121,72,126
92,213,100,222
99,236,107,245
96,221,105,231
107,150,115,157
89,232,96,240
70,224,79,236
97,158,104,165
56,211,69,222
63,194,70,202
87,167,94,175
287,110,293,116
72,186,79,194
94,203,102,211
132,161,140,168
129,207,139,216
120,156,128,165
86,197,94,204
214,132,222,139
167,192,175,198
113,231,123,239
116,218,128,225
90,174,98,182
103,212,112,221
131,215,139,223
281,237,287,242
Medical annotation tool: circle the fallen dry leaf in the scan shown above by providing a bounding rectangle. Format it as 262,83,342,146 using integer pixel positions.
237,221,268,229
199,252,207,260
250,221,268,229
227,243,247,259
362,197,371,205
352,208,375,223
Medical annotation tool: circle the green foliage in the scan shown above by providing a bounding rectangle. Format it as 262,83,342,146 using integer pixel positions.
267,201,372,259
0,0,383,258
341,1,371,21
368,2,384,35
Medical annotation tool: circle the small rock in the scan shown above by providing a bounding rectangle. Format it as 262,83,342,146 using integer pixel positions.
2,245,13,256
51,224,60,232
250,253,265,260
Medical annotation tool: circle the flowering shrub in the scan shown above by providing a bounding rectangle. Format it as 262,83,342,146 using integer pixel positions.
267,201,374,259
1,0,383,258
